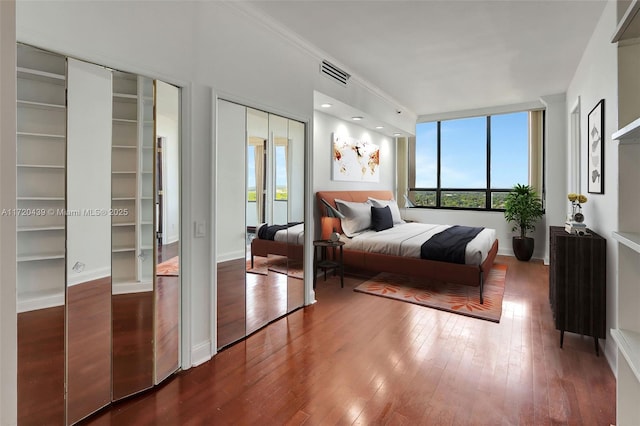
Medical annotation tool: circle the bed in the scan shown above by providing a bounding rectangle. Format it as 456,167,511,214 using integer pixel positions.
250,222,304,268
316,190,498,303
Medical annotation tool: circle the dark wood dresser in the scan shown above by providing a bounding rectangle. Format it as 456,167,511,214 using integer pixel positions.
548,226,606,355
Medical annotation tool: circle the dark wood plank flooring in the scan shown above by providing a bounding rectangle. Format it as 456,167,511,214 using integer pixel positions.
17,305,65,426
112,291,154,400
85,255,616,425
67,277,112,424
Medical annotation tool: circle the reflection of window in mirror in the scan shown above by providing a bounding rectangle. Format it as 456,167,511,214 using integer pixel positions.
274,143,288,201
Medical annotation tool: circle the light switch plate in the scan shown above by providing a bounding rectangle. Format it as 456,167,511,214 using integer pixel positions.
194,221,206,238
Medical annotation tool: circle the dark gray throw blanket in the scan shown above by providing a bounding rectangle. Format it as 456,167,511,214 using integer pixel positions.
258,222,302,240
420,225,484,264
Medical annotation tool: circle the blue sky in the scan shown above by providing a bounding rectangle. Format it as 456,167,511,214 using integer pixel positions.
415,111,528,189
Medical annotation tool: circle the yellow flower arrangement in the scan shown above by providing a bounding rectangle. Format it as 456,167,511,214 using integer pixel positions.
568,193,587,221
567,193,588,205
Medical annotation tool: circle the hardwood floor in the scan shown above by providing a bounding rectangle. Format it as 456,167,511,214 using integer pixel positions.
17,305,64,426
86,255,615,425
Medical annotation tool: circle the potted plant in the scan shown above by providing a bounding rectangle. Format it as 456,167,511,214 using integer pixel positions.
504,184,544,261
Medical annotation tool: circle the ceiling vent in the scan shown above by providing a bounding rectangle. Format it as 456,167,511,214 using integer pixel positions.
320,60,350,86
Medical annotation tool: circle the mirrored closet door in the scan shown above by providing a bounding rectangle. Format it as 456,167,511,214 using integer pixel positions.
16,44,181,425
216,100,305,350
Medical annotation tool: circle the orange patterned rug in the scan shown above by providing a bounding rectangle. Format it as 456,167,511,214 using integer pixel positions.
157,256,179,276
354,264,507,322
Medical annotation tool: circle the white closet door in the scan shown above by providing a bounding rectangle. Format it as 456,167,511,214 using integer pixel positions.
66,58,112,285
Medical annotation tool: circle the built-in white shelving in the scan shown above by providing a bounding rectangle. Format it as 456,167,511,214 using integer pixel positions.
16,44,67,312
612,3,640,422
613,231,640,253
612,329,640,383
111,72,155,290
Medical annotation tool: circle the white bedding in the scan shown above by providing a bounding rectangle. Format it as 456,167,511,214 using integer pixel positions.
340,222,496,265
256,223,305,245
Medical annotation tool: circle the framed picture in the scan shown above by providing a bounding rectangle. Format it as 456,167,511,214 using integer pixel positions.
332,133,380,182
587,99,604,194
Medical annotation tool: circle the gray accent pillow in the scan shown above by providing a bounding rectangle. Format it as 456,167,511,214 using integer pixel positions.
334,199,372,237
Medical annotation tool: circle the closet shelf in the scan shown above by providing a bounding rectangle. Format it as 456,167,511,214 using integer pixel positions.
112,118,136,124
17,253,65,262
17,131,65,139
112,145,136,150
18,225,64,232
17,100,65,110
612,329,640,383
17,66,65,82
112,222,136,227
113,93,137,100
112,246,136,253
17,164,64,169
612,0,640,42
613,116,640,143
613,231,640,253
112,171,137,175
17,196,64,201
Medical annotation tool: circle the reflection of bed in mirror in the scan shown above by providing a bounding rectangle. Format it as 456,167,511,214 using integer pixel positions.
249,222,304,269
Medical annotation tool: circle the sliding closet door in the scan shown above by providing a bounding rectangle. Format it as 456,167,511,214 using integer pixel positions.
66,58,113,425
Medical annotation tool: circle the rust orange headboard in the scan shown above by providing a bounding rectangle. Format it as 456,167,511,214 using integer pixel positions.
316,190,395,239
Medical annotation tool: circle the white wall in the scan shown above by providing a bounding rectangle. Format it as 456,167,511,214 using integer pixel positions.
0,1,17,423
566,0,618,368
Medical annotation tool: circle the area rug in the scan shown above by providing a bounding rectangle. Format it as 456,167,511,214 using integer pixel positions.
354,264,507,322
246,257,270,276
157,256,179,276
246,256,304,279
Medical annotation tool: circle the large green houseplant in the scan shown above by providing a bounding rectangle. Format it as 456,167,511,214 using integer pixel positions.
504,184,544,261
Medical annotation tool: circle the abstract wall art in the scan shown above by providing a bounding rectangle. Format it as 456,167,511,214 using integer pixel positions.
332,133,380,182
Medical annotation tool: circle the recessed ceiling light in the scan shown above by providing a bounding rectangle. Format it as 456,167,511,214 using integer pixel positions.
393,132,401,136
352,116,363,121
320,103,332,108
375,126,384,129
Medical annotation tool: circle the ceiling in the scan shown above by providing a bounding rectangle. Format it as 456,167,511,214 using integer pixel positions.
246,0,608,127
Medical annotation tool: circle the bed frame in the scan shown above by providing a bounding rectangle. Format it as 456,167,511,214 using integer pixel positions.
250,234,303,268
316,190,498,304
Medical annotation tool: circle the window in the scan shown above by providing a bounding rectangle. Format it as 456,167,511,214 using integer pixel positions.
409,110,543,210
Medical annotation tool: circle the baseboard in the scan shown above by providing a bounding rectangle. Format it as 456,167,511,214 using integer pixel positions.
191,340,213,367
17,290,64,313
67,266,111,287
111,281,153,295
216,250,245,263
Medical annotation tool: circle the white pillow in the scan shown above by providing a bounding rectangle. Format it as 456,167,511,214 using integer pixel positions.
368,197,405,224
334,199,372,237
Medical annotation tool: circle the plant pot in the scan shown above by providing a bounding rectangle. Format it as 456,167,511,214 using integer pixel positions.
512,236,534,261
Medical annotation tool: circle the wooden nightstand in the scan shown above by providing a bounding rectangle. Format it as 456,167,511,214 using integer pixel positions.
313,239,345,289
